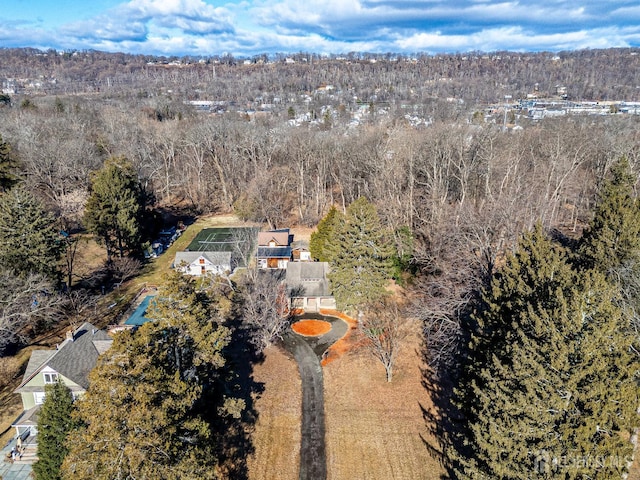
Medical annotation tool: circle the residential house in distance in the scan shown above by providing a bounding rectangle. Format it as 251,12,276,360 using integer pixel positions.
173,251,232,276
285,261,336,312
12,322,112,461
257,228,293,269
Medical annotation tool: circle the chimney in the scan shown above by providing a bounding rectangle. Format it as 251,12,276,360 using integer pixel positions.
66,330,74,342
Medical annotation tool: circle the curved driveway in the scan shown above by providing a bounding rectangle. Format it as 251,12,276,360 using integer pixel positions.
281,313,348,480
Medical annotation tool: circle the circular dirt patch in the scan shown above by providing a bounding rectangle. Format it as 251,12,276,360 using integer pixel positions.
292,319,332,337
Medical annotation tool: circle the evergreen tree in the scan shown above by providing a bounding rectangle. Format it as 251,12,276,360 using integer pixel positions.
579,157,640,273
0,134,19,192
391,225,414,281
33,380,76,480
578,156,640,366
453,226,638,479
309,205,341,262
84,156,145,260
0,187,63,279
61,273,234,480
326,197,392,312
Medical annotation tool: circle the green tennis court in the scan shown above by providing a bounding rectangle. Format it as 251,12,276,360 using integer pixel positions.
186,227,259,267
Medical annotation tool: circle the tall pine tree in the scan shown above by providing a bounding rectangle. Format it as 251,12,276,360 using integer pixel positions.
579,157,640,273
310,205,341,262
0,134,19,192
326,197,393,313
0,187,63,279
578,156,640,381
34,380,76,480
453,226,638,479
84,156,145,261
61,273,234,480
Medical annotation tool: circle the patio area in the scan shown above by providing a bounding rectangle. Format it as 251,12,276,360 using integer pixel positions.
0,436,33,480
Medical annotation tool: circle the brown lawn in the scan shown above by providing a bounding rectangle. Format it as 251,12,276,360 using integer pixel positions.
323,330,444,480
291,319,332,336
0,351,32,447
248,314,443,480
247,346,301,480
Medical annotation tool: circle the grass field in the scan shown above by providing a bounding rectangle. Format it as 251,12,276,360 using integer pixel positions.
247,347,302,480
323,332,443,480
247,327,444,480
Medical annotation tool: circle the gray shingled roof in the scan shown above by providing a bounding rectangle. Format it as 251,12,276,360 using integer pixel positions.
47,323,111,389
17,322,112,392
174,251,232,266
285,262,331,297
23,350,55,378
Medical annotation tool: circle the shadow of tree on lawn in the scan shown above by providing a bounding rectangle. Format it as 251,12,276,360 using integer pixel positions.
213,298,266,480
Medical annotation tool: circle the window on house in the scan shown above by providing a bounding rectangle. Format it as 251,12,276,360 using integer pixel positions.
201,266,206,274
34,392,46,405
199,258,205,264
43,373,58,384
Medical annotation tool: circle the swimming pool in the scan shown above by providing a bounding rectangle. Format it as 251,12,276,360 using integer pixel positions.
125,295,155,326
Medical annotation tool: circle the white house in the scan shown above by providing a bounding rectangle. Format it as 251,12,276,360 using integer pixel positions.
173,251,232,276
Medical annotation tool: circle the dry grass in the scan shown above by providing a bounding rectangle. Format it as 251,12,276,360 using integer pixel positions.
289,226,314,243
323,332,443,480
247,321,443,480
247,347,301,480
71,234,107,286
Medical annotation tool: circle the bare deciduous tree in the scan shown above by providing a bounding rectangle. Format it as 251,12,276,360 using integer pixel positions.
239,270,291,351
0,270,65,355
110,257,143,288
65,288,98,329
360,297,412,382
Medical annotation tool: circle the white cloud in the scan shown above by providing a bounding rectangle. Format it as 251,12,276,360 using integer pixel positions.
2,0,640,56
395,26,638,53
59,0,234,46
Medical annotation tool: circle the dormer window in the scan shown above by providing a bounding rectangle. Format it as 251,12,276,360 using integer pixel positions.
43,372,58,384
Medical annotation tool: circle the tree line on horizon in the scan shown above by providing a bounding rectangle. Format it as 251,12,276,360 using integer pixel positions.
0,46,639,103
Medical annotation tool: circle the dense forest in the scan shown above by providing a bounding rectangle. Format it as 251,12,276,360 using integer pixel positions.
1,46,640,479
1,47,640,103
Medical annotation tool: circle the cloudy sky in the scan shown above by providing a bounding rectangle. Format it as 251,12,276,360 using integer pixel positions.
2,0,640,57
